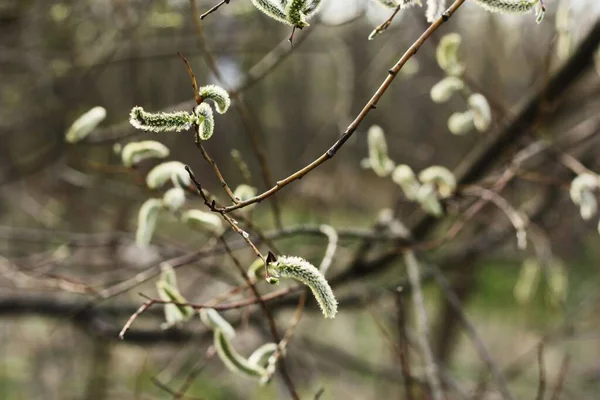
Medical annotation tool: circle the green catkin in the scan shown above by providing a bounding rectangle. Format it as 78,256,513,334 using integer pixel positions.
129,106,194,133
302,0,321,17
436,33,465,76
430,76,465,103
65,106,106,143
136,199,163,246
247,258,265,280
418,166,456,198
194,103,214,141
162,187,186,212
233,184,257,203
120,140,170,168
372,0,422,8
426,0,446,22
268,255,338,318
248,343,279,367
145,161,191,189
199,85,231,114
285,0,309,27
471,0,540,15
214,329,266,378
467,93,492,132
447,111,475,135
392,165,420,201
199,308,236,339
250,0,289,24
366,125,395,177
570,173,599,221
157,280,195,319
160,263,178,287
181,209,223,233
416,183,443,217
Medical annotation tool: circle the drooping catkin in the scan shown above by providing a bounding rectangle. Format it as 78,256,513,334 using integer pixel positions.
268,255,338,318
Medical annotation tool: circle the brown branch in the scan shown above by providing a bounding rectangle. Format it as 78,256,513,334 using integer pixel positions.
213,0,467,214
196,142,239,204
431,267,515,400
119,299,155,339
395,288,414,400
549,354,570,400
189,0,283,228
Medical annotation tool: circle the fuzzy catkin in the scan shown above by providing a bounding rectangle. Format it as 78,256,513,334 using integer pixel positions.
146,161,191,189
285,0,309,27
426,0,446,22
471,0,539,14
65,106,106,143
430,76,464,103
194,103,215,141
199,85,231,114
269,255,338,318
250,0,289,24
467,93,492,132
129,106,193,133
392,165,420,201
436,33,465,76
121,140,169,168
200,308,236,339
181,209,223,233
214,329,266,378
136,199,162,246
162,187,186,212
418,166,456,198
248,343,279,367
367,125,395,177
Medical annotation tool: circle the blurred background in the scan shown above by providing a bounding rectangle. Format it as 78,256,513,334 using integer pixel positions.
1,0,600,398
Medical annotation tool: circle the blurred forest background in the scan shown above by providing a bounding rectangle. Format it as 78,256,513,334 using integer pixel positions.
1,0,600,399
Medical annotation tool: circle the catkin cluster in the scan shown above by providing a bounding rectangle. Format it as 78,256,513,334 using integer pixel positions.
431,33,492,135
570,173,600,235
129,84,230,142
362,125,457,217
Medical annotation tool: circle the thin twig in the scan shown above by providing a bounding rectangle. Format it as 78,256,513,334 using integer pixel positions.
189,0,283,228
199,0,230,20
213,0,467,214
536,343,546,400
549,354,570,400
431,267,515,400
403,251,444,400
177,52,201,105
119,299,154,339
369,5,401,40
396,288,414,400
196,142,239,204
218,236,300,400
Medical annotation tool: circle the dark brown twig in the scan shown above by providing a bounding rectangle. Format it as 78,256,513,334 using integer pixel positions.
396,288,414,400
199,0,230,20
212,0,467,214
536,343,546,400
